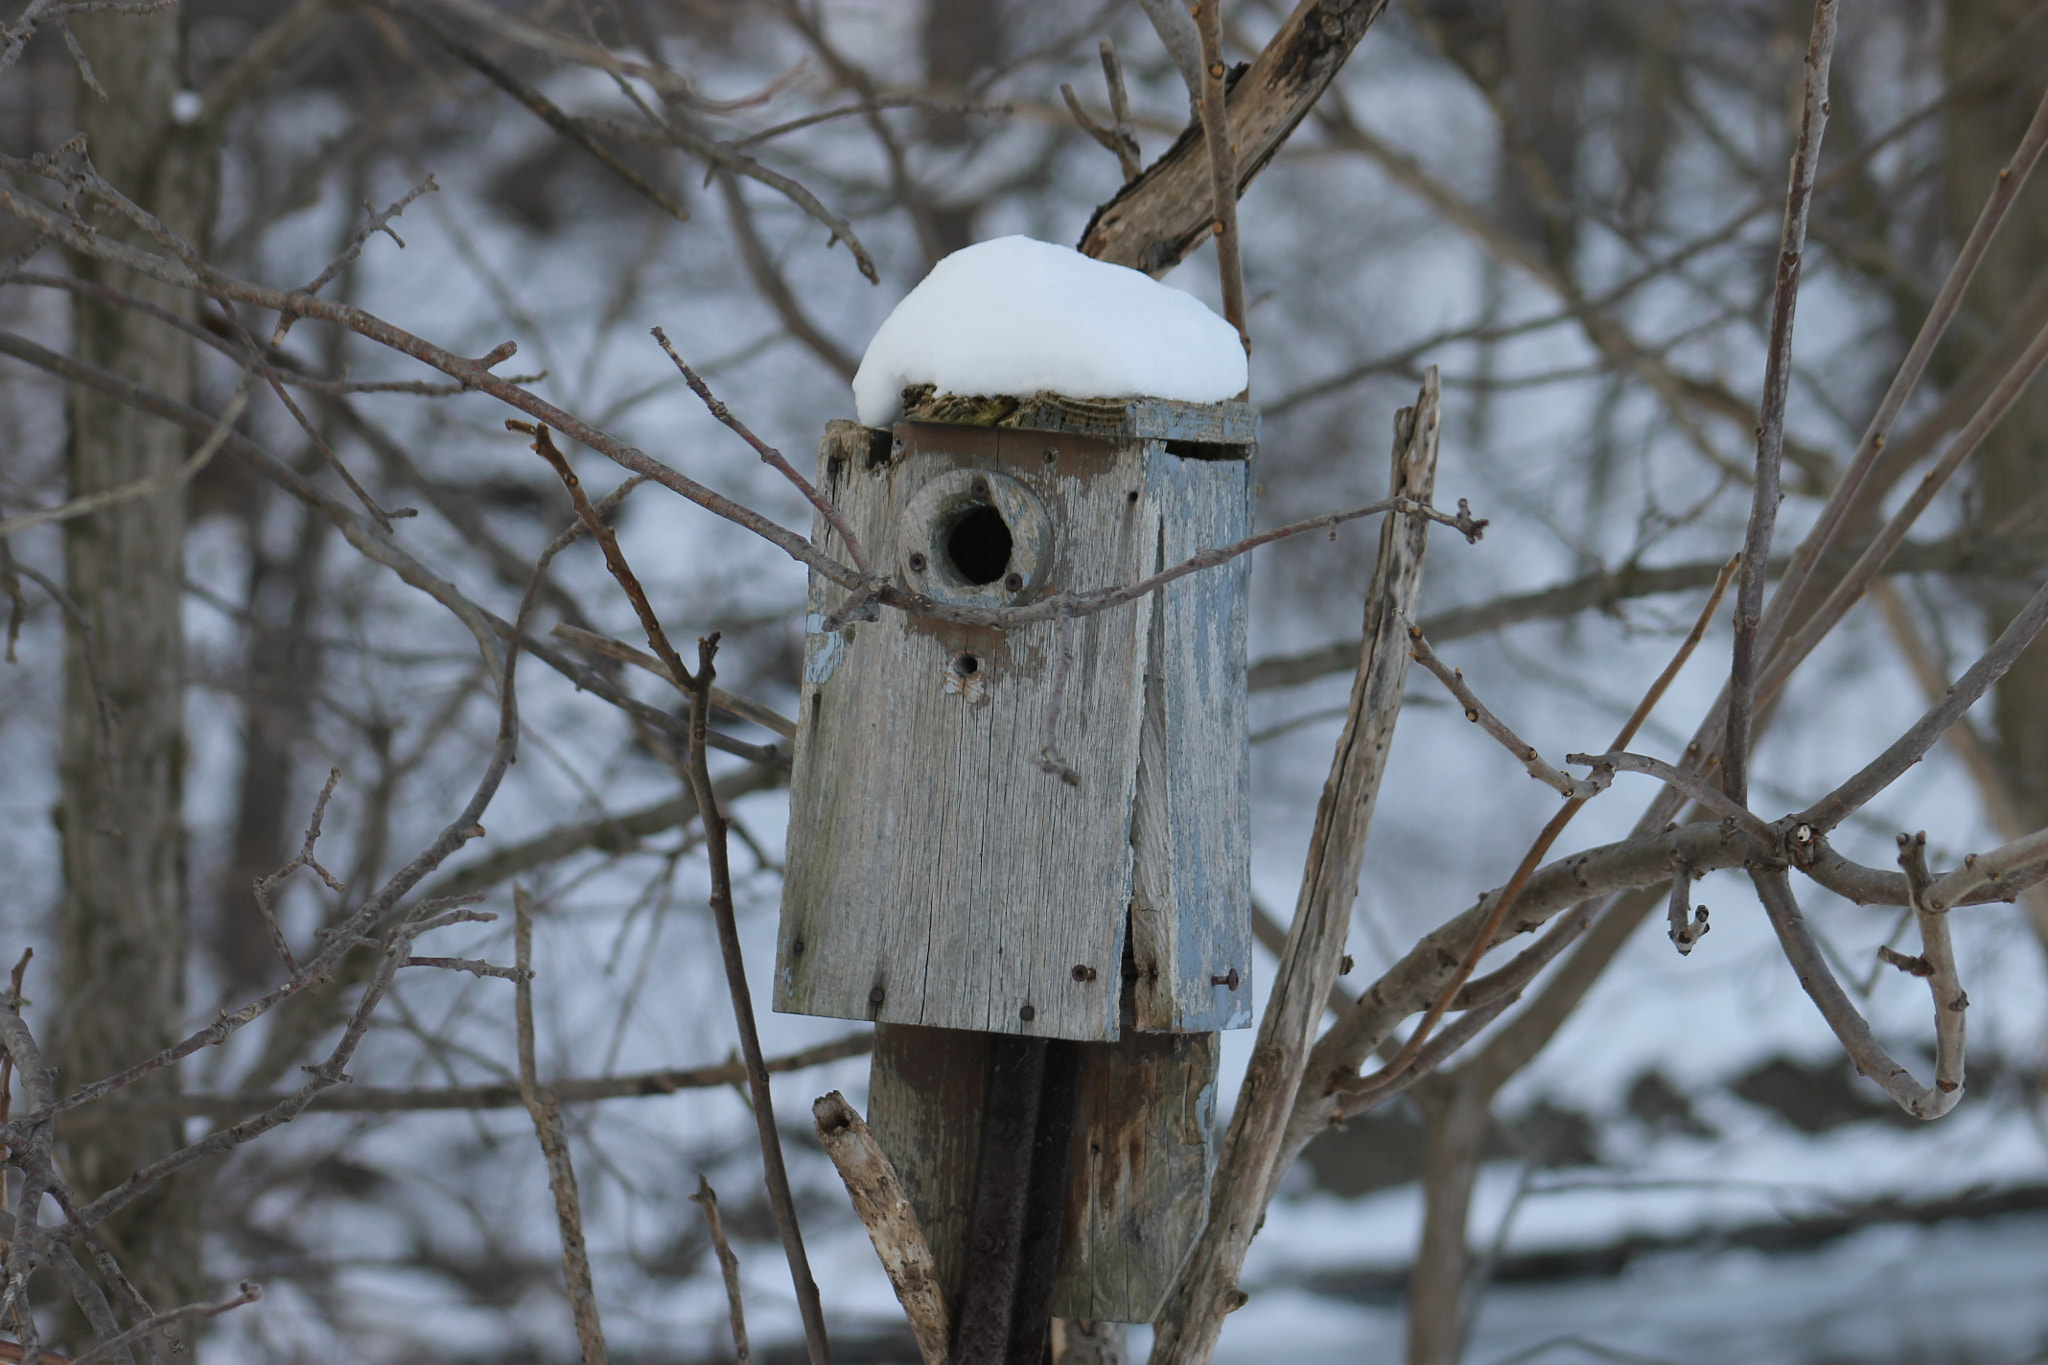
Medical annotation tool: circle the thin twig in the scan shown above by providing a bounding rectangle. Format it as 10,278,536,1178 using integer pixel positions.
549,623,796,737
70,1032,872,1123
216,297,409,531
691,1178,751,1365
1751,866,1963,1120
1754,82,2048,668
1925,826,2048,912
1403,619,1605,800
404,955,523,981
1564,751,1772,843
515,888,609,1365
1797,572,2048,832
65,1286,260,1365
0,385,248,540
652,330,870,576
680,636,831,1365
1338,549,1740,1102
379,0,690,226
297,177,436,310
1754,310,2048,715
1195,0,1246,354
1725,0,1838,807
249,767,346,977
518,421,700,693
1665,866,1709,956
1060,41,1141,183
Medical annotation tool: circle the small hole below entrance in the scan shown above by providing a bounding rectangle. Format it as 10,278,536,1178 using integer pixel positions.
945,503,1012,585
953,653,980,677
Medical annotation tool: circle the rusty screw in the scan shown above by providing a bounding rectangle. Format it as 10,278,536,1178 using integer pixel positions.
908,551,928,572
791,939,806,957
868,987,886,1006
1211,967,1241,991
1019,1004,1036,1022
970,477,990,499
1004,571,1024,592
1071,964,1097,983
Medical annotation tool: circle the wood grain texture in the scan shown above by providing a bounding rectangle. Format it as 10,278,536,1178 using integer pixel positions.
866,1024,989,1312
779,423,1151,1040
1078,0,1394,276
1130,449,1253,1033
1051,1031,1217,1324
866,1026,1218,1326
777,402,1256,1043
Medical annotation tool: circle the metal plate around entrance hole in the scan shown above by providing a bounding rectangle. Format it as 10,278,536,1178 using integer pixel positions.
898,468,1053,609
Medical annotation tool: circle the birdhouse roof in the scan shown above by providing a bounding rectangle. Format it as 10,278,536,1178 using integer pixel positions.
852,236,1247,428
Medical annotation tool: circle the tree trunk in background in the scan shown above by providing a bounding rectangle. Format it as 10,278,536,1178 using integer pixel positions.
1947,4,2048,895
59,11,212,1318
917,0,1004,261
210,501,325,993
1405,1079,1489,1365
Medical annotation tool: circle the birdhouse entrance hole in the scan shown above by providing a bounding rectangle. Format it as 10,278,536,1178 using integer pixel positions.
945,502,1012,584
898,467,1053,609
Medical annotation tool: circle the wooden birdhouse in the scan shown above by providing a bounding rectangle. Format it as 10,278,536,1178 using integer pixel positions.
776,389,1258,1328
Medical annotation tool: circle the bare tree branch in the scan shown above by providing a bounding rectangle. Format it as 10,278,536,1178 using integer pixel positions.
69,1032,872,1124
691,1178,752,1365
1081,0,1394,275
1404,619,1607,800
813,1092,948,1365
1725,0,1839,807
515,888,609,1365
1797,571,2048,832
1194,0,1246,350
1752,862,1964,1120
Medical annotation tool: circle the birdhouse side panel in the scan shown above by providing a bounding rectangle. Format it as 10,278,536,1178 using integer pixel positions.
1129,447,1255,1032
775,424,1154,1041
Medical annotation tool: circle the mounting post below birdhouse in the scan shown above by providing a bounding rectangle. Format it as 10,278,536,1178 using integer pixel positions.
777,389,1258,1336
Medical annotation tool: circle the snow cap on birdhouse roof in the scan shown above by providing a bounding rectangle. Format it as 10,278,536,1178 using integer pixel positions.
851,235,1248,429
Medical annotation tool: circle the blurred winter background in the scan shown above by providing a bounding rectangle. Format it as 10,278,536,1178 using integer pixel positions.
3,1,2047,1362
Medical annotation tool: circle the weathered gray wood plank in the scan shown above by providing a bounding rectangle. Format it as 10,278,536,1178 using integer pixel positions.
778,423,1153,1041
1136,446,1254,1032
